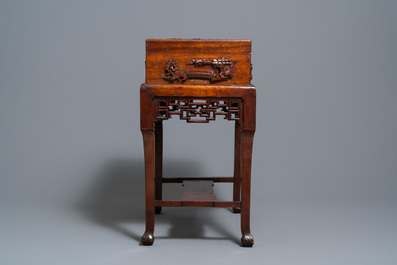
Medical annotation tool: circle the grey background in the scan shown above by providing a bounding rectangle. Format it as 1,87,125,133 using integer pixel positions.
1,0,396,264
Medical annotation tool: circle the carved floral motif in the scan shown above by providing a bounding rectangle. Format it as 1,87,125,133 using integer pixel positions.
161,59,187,82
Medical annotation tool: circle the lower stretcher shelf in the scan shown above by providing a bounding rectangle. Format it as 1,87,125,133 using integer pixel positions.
153,180,241,208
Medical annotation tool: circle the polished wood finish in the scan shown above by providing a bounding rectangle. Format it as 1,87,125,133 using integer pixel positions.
141,83,254,97
146,39,251,85
140,39,256,247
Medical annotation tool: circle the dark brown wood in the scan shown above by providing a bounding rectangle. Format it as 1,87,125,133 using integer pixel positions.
240,130,255,247
141,129,155,246
140,39,256,247
162,177,234,183
154,121,163,214
242,89,256,131
233,121,242,213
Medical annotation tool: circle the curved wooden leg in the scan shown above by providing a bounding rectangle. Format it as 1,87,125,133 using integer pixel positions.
155,121,163,214
233,121,242,213
240,130,255,247
141,129,155,246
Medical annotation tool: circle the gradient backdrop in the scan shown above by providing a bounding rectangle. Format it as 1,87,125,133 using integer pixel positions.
1,1,396,264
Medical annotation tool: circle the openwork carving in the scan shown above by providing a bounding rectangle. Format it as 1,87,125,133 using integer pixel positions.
162,58,234,83
156,98,242,123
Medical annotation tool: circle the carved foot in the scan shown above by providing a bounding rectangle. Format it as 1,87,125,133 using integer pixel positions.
232,207,241,213
155,207,162,214
141,232,154,246
241,233,254,247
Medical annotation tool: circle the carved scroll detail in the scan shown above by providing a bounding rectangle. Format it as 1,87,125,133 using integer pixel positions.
162,58,234,83
155,98,242,123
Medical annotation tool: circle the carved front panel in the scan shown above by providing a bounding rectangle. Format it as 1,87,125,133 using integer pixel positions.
162,58,234,83
155,98,242,123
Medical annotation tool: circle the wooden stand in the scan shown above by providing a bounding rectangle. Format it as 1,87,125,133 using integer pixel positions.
140,39,256,247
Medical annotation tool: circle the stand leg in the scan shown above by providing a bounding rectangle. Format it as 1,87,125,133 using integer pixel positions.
240,130,255,247
155,121,163,214
233,121,242,213
141,129,155,246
